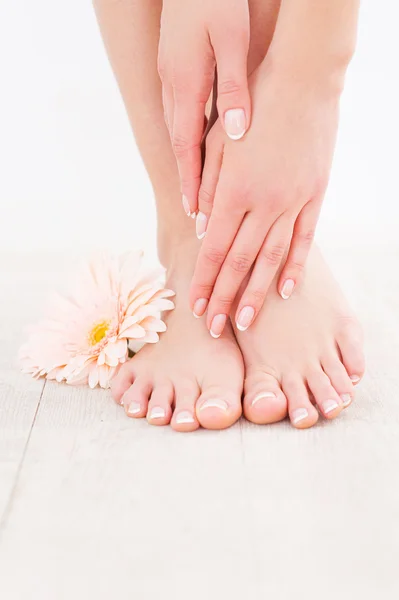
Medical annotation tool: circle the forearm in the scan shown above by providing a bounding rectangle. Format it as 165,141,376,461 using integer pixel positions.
268,0,360,93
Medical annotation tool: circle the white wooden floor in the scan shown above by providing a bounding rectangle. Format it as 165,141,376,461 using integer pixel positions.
0,247,398,600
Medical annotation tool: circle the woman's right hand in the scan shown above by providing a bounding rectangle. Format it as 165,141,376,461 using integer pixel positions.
158,0,251,216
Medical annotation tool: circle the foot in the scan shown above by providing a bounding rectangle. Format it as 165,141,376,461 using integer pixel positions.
111,239,244,431
236,246,365,429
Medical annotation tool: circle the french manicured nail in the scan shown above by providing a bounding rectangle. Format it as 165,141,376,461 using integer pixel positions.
190,211,197,220
210,314,227,338
291,408,309,424
350,375,361,384
251,392,277,407
224,108,246,140
128,401,141,415
236,306,255,331
281,279,295,300
200,398,228,412
341,394,352,407
176,410,195,425
323,399,339,415
193,298,208,318
149,406,166,420
196,212,207,240
182,195,191,216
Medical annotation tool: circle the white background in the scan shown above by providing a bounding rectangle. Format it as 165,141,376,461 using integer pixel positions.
0,0,398,260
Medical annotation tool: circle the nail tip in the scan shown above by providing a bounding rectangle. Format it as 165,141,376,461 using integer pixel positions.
227,131,245,141
210,331,221,339
236,323,248,332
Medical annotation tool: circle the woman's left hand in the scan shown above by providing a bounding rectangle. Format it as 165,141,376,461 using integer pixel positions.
190,66,340,336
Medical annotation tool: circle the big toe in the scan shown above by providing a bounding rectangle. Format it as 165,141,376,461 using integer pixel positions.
243,370,287,425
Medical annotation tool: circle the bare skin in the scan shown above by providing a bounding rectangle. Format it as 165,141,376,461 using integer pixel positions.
94,0,365,431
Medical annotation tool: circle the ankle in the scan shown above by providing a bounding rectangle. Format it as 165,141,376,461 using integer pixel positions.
157,217,198,272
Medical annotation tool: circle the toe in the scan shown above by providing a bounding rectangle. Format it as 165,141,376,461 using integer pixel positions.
283,375,319,429
122,377,152,418
307,369,344,420
243,370,287,424
196,389,242,430
171,380,200,432
337,317,365,384
110,361,135,406
147,381,174,426
322,355,355,409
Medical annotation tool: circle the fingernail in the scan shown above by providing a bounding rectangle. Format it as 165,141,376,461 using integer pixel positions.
127,401,141,415
291,408,309,424
193,298,208,318
281,279,295,300
182,195,191,216
323,399,339,415
200,398,228,412
236,306,255,331
210,314,227,338
176,410,195,424
251,392,277,407
149,406,166,420
224,108,246,140
190,211,197,220
196,212,207,240
341,394,352,407
350,375,361,384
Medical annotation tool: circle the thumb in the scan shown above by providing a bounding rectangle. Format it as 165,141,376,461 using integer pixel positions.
212,22,251,140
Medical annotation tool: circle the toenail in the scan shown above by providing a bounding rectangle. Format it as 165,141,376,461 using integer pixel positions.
127,401,141,415
193,298,208,318
236,306,255,331
350,375,361,384
251,392,277,406
280,279,295,300
341,394,352,407
176,410,195,424
182,195,191,216
210,314,227,338
323,399,339,415
200,398,228,412
149,406,166,420
291,408,309,424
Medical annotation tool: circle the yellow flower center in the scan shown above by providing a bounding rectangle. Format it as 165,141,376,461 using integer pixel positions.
88,320,110,346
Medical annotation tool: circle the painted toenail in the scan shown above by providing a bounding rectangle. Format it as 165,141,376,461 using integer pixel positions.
291,408,309,424
236,306,255,331
149,406,166,420
196,212,207,240
176,410,195,424
280,279,295,300
210,314,227,338
182,195,191,216
193,298,208,318
200,398,228,412
350,375,361,384
341,394,352,407
323,399,339,414
128,401,141,415
251,392,277,406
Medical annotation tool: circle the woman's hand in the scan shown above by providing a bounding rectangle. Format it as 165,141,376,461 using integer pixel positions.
158,0,251,216
190,65,340,337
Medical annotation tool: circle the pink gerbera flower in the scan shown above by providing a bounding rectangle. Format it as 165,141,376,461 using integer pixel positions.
19,251,174,389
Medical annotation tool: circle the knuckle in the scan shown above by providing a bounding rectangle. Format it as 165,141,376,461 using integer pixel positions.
214,295,235,309
198,186,214,207
218,78,243,98
297,227,315,247
266,190,285,213
262,243,286,267
247,288,266,306
229,253,252,274
172,134,198,159
287,259,305,274
203,247,225,267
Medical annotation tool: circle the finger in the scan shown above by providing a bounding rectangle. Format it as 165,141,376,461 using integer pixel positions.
278,201,320,300
196,128,224,240
172,82,212,216
189,194,245,318
234,215,292,331
162,84,175,135
212,13,251,140
206,213,267,337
